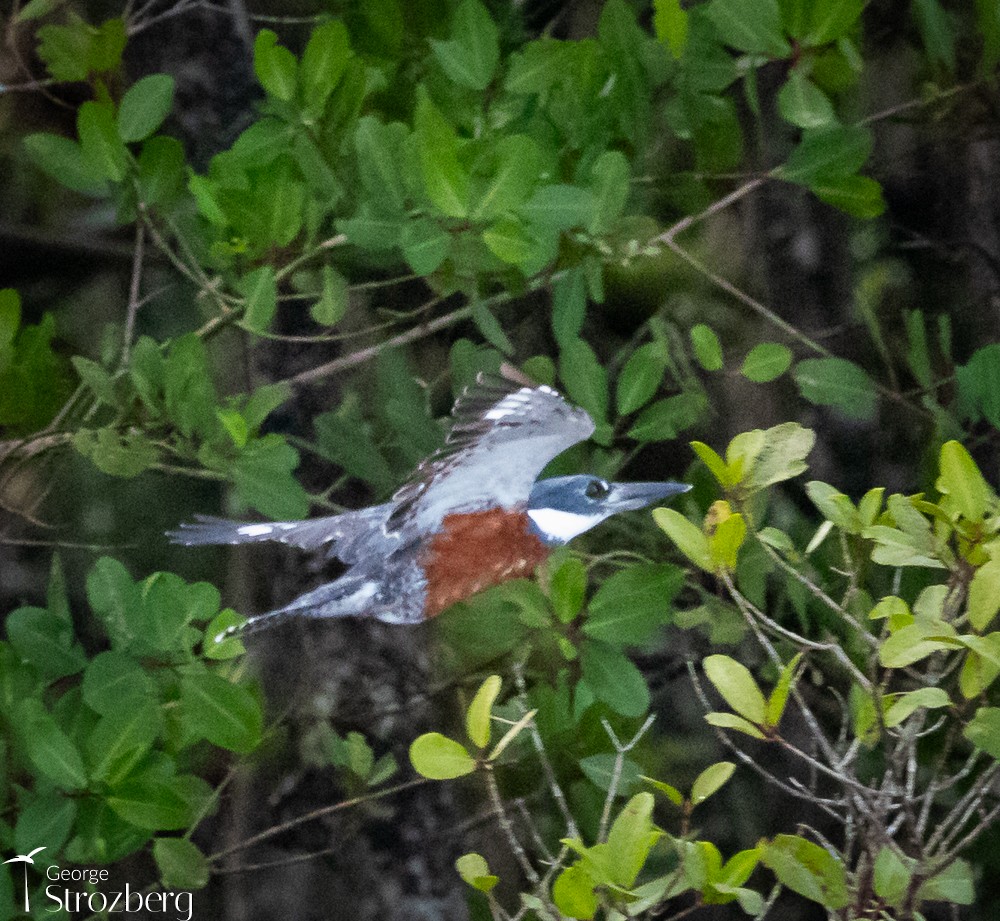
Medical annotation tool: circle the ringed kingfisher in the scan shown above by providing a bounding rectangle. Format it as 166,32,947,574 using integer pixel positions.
168,368,690,634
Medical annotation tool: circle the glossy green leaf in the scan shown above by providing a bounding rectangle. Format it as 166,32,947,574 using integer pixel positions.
414,91,469,218
239,266,278,334
402,217,450,275
180,670,263,753
705,0,791,57
607,792,661,887
690,761,735,805
549,553,588,623
916,859,974,905
584,563,683,645
811,174,886,218
778,125,872,184
559,338,608,424
653,0,688,57
968,560,1000,632
704,654,767,724
409,732,476,779
6,606,85,682
521,184,597,231
430,0,500,90
580,640,650,717
16,698,87,790
794,357,877,420
617,342,667,415
301,20,351,112
642,775,684,805
86,703,161,785
778,70,835,128
154,838,210,890
883,687,950,728
879,622,957,668
937,440,993,521
107,775,206,831
24,133,108,196
311,265,349,327
709,512,746,571
873,846,912,907
15,790,77,856
705,712,767,739
354,117,407,213
82,650,154,715
762,835,849,909
691,323,723,370
765,652,802,727
253,30,297,101
455,852,499,893
653,508,714,572
233,435,310,520
78,100,128,182
472,133,540,220
588,150,630,234
553,865,598,920
741,342,792,382
118,74,175,142
466,674,501,748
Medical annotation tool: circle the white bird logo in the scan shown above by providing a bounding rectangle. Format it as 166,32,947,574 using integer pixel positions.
3,847,46,913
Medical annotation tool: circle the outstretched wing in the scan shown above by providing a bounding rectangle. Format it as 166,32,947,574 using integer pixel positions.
387,371,595,533
166,504,393,563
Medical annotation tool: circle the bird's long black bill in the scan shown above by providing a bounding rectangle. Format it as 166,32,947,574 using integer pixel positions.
607,481,691,512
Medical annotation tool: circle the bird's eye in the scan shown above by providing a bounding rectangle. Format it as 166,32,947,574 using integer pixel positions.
585,479,610,499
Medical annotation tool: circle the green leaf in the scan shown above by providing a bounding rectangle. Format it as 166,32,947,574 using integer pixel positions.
936,440,993,521
472,300,514,355
6,606,85,682
548,554,588,623
180,670,262,753
796,0,865,45
430,0,500,90
233,434,310,520
521,184,597,231
765,652,802,727
204,610,246,660
24,133,108,196
741,342,792,382
553,865,598,920
311,265,349,327
794,356,877,420
617,342,667,415
584,563,683,645
300,20,351,113
762,835,849,910
154,838,210,890
78,100,128,182
705,711,767,739
607,792,661,888
879,622,956,668
709,512,746,571
964,706,1000,760
107,775,205,831
118,74,175,142
873,846,912,907
552,268,588,346
402,217,450,275
313,397,395,493
917,859,974,905
409,732,476,779
654,507,714,572
690,323,723,370
466,674,501,748
704,654,767,724
705,0,791,57
472,133,540,221
414,90,469,218
15,790,77,856
354,117,407,213
883,687,950,728
86,703,161,785
16,698,87,790
455,852,499,893
913,0,956,70
968,560,1000,632
690,761,735,804
653,0,689,57
82,650,155,715
588,150,630,234
253,29,297,101
811,174,886,218
86,556,140,648
580,640,650,717
559,338,608,425
241,264,280,333
778,70,835,128
778,125,872,184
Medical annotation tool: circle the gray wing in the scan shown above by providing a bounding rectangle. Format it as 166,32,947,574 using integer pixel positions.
387,373,595,534
166,503,393,564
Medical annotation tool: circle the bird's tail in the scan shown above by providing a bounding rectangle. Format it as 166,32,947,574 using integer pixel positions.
209,576,384,646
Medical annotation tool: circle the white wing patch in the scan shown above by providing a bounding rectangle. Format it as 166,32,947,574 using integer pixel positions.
237,524,278,538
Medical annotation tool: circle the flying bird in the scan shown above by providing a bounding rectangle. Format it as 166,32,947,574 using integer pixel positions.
169,368,689,634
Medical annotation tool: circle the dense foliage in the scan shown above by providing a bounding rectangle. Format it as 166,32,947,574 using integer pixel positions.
2,0,1000,918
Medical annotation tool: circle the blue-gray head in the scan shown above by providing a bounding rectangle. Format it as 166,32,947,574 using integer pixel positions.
527,475,690,545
